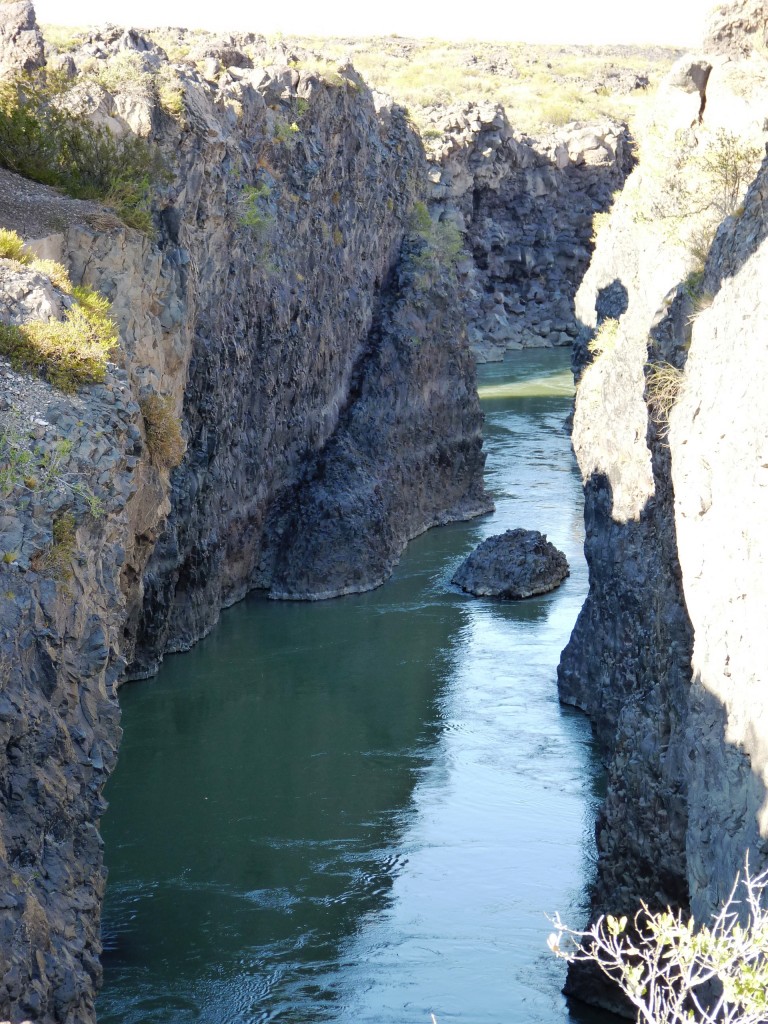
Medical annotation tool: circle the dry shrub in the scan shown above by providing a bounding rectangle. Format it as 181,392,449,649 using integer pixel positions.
140,393,185,469
646,360,684,424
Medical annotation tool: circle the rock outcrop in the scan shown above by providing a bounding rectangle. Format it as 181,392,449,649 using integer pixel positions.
0,0,44,78
0,13,492,1022
452,528,568,598
423,105,634,360
558,0,768,1009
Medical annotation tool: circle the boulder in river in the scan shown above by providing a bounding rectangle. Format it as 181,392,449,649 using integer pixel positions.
452,528,569,598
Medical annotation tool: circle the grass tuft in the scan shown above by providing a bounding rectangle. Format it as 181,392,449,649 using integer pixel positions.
646,360,684,424
140,393,185,469
39,511,77,580
588,317,619,358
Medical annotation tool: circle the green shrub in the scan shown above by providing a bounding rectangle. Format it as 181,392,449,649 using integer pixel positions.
700,129,762,218
549,862,768,1024
27,257,73,292
237,184,275,261
273,118,300,144
0,72,166,232
409,200,463,276
140,393,185,469
0,280,118,393
155,65,186,121
0,230,76,290
0,228,28,262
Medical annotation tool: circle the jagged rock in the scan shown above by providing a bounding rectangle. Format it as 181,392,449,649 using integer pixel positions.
704,0,768,56
588,65,650,94
423,103,634,360
452,529,569,598
0,0,43,77
0,262,62,324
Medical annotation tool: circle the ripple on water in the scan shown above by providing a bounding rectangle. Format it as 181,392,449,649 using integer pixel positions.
99,350,608,1024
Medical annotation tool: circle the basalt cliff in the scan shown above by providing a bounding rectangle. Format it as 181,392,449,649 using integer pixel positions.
0,7,498,1019
558,0,768,1008
0,2,703,1021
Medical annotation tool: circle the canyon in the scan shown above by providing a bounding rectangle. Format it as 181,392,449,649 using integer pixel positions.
0,0,767,1021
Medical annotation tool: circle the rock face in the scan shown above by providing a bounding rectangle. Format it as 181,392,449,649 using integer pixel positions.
0,13,492,1023
559,0,768,1009
423,105,634,360
452,528,568,598
0,0,44,77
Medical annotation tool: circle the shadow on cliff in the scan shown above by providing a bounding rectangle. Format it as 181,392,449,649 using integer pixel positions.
559,462,768,1016
559,205,768,1009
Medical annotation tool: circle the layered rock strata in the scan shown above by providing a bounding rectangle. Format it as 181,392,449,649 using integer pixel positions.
558,0,768,1008
0,14,492,1022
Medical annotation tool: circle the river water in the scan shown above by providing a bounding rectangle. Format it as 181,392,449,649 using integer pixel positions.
99,349,604,1024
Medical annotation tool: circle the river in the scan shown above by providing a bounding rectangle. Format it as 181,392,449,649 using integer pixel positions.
99,348,606,1024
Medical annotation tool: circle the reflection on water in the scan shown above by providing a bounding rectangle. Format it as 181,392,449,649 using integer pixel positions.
99,349,604,1024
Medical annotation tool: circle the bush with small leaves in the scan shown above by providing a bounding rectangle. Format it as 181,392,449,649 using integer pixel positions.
549,861,768,1024
38,511,77,580
409,200,463,278
0,71,166,232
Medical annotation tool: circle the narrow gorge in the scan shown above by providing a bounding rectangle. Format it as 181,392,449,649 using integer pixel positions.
0,0,766,1021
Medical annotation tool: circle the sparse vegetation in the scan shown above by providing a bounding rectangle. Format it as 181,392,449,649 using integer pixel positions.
549,862,768,1024
140,393,185,470
155,65,186,121
635,124,762,239
237,183,275,264
72,482,105,519
687,289,715,324
0,237,118,394
700,129,763,219
283,37,678,135
0,71,166,231
41,511,77,580
0,227,28,262
591,210,612,244
273,118,300,144
645,360,684,425
409,200,463,278
588,316,619,357
40,23,86,54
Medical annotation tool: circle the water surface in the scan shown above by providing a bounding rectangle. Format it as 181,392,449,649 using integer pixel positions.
100,349,603,1024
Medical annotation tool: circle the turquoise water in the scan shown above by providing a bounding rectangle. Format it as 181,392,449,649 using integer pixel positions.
99,349,604,1024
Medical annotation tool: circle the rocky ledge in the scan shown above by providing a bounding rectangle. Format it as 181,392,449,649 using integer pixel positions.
452,528,569,598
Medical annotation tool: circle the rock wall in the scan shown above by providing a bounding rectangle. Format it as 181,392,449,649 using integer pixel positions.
558,0,768,1008
423,104,634,360
0,15,491,1022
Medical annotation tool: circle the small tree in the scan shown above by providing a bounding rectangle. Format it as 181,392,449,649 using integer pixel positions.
548,863,768,1024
